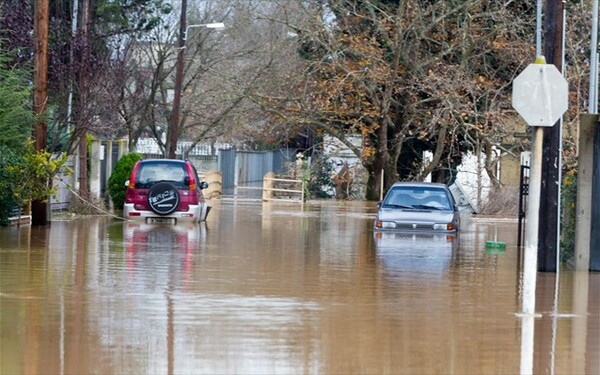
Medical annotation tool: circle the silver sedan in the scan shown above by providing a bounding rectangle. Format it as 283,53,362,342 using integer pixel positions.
374,182,460,233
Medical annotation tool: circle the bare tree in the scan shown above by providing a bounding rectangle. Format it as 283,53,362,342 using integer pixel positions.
251,0,566,199
106,0,300,157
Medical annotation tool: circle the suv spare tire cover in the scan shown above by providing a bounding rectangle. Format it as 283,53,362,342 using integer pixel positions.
148,182,180,215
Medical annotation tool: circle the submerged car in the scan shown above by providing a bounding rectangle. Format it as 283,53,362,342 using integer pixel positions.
123,159,210,224
374,182,459,233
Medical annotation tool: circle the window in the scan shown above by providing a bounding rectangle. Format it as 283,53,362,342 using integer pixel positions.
384,187,451,210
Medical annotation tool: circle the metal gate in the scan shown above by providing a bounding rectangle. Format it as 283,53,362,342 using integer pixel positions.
218,148,236,195
517,164,530,250
237,151,274,184
217,148,297,198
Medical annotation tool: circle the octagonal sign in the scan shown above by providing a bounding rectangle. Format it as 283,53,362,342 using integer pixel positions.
512,63,568,127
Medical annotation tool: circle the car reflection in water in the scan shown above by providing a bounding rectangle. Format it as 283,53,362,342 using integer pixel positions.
373,231,459,276
124,222,205,280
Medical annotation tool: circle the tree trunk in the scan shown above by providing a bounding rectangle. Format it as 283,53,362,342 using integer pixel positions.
364,123,403,200
418,123,448,181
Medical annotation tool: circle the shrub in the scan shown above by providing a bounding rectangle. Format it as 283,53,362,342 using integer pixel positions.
0,142,70,225
306,154,335,199
478,185,519,216
107,152,142,209
0,146,20,225
560,169,577,263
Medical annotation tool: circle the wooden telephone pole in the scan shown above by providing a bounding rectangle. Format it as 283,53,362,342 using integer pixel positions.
32,0,49,226
168,0,187,159
537,0,565,272
77,0,92,194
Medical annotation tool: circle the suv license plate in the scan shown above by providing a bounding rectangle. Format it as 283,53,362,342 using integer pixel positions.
146,217,176,225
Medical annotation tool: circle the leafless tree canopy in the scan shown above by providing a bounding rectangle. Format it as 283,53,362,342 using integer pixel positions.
246,0,592,199
3,0,593,198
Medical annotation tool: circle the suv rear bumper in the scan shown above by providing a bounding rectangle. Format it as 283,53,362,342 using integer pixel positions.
123,203,210,223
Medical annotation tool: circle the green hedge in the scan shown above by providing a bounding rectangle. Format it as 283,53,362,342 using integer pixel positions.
0,146,20,225
560,169,577,263
108,152,142,209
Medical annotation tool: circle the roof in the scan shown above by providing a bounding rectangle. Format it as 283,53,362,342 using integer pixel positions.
390,181,450,189
140,159,187,164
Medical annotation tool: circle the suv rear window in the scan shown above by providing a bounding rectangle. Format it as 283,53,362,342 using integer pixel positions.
135,161,189,189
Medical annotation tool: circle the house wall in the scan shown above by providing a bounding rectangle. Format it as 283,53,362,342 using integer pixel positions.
322,135,527,210
499,153,522,186
454,152,490,211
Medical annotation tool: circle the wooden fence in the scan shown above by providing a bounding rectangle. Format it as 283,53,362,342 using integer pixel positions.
262,172,304,203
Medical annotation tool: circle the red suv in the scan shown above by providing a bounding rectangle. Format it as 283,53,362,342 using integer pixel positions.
123,159,210,224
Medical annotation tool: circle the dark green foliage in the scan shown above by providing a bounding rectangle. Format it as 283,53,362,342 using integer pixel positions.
0,40,35,225
108,152,142,209
0,146,21,225
560,169,577,263
0,143,69,225
95,0,173,36
307,155,335,199
0,41,34,150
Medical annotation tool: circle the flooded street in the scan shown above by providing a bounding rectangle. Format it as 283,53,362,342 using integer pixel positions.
1,200,598,374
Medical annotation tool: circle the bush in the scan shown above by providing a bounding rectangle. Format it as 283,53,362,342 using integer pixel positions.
0,142,69,225
478,185,519,216
0,146,20,225
560,169,577,263
108,152,142,209
306,154,335,199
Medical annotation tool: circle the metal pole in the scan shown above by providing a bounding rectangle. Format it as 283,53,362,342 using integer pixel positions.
69,0,79,190
520,126,543,375
593,53,600,111
556,4,567,271
517,164,528,250
549,12,569,373
520,313,535,375
536,0,543,56
66,0,78,134
589,0,599,114
523,126,543,316
380,169,384,201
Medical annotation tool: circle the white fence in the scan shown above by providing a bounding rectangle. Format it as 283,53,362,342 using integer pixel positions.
135,138,232,157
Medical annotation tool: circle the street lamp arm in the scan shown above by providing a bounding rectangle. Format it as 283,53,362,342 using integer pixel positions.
184,23,225,41
169,19,225,159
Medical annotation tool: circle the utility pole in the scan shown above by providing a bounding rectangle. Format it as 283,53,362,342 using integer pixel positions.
77,0,91,193
168,0,187,159
32,0,49,226
537,0,565,272
512,56,568,375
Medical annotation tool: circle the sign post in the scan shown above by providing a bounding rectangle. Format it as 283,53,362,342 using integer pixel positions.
512,56,568,374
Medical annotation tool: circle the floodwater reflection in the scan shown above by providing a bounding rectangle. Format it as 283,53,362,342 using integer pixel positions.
0,202,598,374
373,231,459,276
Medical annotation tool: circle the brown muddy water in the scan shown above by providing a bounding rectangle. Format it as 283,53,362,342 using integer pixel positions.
1,200,598,375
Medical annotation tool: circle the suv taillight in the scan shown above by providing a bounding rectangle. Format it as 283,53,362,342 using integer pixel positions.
129,161,141,189
185,163,196,190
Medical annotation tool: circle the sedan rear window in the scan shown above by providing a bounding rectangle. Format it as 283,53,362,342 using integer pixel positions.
383,187,452,210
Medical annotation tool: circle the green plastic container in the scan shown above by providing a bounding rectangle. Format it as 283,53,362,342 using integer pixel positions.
486,241,506,254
